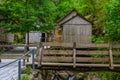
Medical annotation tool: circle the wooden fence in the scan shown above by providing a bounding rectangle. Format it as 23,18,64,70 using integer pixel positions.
36,42,120,71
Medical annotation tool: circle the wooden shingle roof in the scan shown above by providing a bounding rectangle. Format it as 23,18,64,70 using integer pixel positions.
57,9,92,27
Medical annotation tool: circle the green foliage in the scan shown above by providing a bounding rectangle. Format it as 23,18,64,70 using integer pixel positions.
0,51,2,56
22,66,32,75
0,0,120,44
21,74,30,80
104,0,120,43
21,66,32,80
14,33,25,44
0,0,56,33
92,36,105,43
98,71,120,80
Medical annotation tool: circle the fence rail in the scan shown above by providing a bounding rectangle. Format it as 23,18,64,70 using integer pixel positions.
41,42,120,48
37,42,120,71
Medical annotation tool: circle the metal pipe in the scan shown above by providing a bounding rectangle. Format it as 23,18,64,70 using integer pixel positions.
18,60,21,80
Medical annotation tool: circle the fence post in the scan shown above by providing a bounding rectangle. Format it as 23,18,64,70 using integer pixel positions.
18,60,21,80
39,47,43,67
109,44,114,69
73,42,76,68
24,44,29,62
32,49,35,70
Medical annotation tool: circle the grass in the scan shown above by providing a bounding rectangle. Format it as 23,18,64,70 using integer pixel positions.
22,66,32,75
21,74,30,80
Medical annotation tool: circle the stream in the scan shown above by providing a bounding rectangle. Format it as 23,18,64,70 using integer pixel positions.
68,76,74,80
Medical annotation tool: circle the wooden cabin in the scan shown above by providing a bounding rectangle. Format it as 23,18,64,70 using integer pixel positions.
27,31,54,43
0,14,14,43
0,28,14,43
26,31,42,43
55,9,92,43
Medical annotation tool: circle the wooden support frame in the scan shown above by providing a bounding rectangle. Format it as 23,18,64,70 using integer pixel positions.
109,44,114,69
37,42,120,70
73,42,76,68
41,62,109,67
39,47,43,67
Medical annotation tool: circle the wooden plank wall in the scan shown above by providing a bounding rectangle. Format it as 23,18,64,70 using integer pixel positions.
63,24,91,43
54,28,62,42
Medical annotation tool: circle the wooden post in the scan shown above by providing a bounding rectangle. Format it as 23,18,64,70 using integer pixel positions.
73,42,76,68
38,47,43,67
36,42,43,67
109,44,114,69
24,45,29,62
23,59,25,66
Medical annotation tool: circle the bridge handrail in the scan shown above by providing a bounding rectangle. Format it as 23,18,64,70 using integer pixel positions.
0,44,38,48
0,49,35,80
40,42,120,48
0,49,34,68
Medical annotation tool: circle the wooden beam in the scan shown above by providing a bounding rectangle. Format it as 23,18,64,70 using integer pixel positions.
77,51,109,55
41,56,120,63
42,50,110,56
76,43,109,48
42,50,73,56
42,56,72,62
112,51,120,55
41,62,109,67
39,47,43,67
76,57,109,63
41,42,73,48
113,64,120,67
41,42,110,48
109,44,114,69
73,42,76,68
112,44,120,48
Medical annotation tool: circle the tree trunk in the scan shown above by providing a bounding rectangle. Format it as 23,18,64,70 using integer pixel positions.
26,32,29,51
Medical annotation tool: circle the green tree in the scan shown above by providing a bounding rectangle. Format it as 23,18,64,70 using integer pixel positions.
104,0,120,43
0,0,56,48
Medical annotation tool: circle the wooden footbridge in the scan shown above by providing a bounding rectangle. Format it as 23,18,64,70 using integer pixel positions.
1,42,120,72
36,42,120,72
1,42,120,80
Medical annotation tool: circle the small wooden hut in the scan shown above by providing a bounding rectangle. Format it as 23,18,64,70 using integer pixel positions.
0,28,14,43
0,14,14,43
55,9,92,43
26,31,42,43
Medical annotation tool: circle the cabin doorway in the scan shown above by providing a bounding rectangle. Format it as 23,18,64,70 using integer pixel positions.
41,33,46,42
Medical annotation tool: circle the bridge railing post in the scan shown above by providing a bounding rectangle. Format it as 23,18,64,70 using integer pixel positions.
109,44,114,69
73,42,76,68
18,60,21,80
24,44,29,62
37,42,43,67
39,47,43,67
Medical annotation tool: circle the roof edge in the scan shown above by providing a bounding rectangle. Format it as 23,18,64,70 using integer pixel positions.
57,8,93,27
